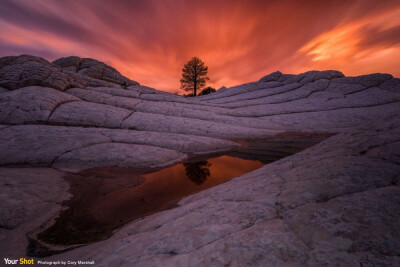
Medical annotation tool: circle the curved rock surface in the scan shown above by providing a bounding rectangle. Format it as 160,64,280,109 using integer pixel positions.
0,55,86,91
48,116,400,266
0,86,80,124
0,125,239,171
53,56,139,87
0,55,139,91
52,143,187,173
0,56,400,266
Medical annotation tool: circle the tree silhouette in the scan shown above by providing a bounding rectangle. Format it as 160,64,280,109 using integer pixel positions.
183,161,211,185
180,57,209,96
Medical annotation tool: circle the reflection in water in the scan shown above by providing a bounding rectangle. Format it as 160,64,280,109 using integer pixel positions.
35,156,263,251
32,134,331,255
184,161,211,185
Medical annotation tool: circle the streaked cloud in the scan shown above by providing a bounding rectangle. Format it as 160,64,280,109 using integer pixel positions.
297,6,400,76
0,0,399,92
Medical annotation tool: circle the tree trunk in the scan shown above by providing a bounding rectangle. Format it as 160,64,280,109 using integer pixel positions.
194,65,197,96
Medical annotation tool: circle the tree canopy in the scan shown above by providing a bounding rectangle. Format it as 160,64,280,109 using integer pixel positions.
184,161,211,185
180,57,209,96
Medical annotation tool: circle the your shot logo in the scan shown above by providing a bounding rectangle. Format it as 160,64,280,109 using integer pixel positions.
3,258,95,265
4,258,34,264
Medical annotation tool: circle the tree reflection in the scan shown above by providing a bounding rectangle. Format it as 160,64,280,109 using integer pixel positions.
183,161,211,185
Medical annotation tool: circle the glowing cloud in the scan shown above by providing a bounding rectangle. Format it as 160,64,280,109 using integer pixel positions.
298,7,400,76
0,0,399,92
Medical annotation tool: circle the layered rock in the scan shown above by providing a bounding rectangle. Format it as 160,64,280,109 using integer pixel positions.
0,56,400,266
0,55,139,91
0,55,87,91
53,56,139,87
0,86,79,124
0,125,239,172
45,115,400,266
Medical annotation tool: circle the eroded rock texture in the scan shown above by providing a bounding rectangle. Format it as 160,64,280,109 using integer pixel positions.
53,56,139,87
0,55,138,91
0,55,400,266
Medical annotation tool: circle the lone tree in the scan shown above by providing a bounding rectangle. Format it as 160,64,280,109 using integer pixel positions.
180,57,209,96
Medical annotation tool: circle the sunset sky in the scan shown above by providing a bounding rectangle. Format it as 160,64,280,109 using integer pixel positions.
0,0,399,93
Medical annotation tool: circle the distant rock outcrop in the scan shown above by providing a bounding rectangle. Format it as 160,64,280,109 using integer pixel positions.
0,55,86,91
0,55,139,91
260,70,345,84
259,71,282,82
53,56,139,87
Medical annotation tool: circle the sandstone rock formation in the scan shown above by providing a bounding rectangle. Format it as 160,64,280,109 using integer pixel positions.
53,56,139,87
0,55,400,266
0,55,139,91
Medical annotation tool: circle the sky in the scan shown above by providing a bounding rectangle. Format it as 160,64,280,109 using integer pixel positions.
0,0,400,93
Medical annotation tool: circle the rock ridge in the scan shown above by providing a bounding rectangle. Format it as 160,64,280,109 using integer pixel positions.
0,55,139,91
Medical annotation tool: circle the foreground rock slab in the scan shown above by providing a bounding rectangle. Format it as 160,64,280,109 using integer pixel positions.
0,168,69,258
0,125,240,171
47,116,400,266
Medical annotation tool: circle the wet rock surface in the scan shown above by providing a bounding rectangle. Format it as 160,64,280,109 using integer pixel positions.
54,118,399,267
34,156,264,253
0,56,400,266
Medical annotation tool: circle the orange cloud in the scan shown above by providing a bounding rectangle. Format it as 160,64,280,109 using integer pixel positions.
298,7,400,76
0,0,399,93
